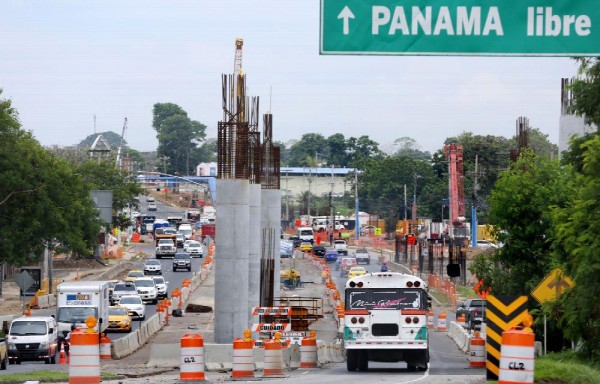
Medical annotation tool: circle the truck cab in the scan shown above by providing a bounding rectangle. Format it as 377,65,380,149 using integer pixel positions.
7,316,59,365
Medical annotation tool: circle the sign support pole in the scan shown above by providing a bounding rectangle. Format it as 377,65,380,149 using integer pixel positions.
544,313,547,355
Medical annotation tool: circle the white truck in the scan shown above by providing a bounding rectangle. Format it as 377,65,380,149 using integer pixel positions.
56,281,109,334
355,248,371,265
156,238,177,258
334,239,348,256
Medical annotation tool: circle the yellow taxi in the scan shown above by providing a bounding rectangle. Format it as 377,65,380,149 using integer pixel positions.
107,306,132,332
125,270,144,282
300,241,313,252
347,267,367,279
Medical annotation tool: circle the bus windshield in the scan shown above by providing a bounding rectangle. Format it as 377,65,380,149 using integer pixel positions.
346,289,424,310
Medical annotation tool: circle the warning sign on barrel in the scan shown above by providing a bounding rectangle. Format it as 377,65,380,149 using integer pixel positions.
251,323,291,332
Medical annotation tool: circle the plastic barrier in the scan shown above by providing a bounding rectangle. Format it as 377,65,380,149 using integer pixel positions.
498,327,534,384
264,340,285,377
69,329,100,384
300,338,317,368
180,334,205,381
469,333,486,367
437,310,447,332
447,321,471,352
232,339,254,378
100,334,111,360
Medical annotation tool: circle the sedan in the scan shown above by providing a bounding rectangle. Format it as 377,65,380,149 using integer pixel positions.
300,242,313,253
325,250,338,263
118,295,146,320
184,241,203,257
152,276,169,299
147,202,157,211
347,267,367,279
107,306,132,333
144,259,162,275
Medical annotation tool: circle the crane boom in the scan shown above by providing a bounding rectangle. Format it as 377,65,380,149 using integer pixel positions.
115,117,128,169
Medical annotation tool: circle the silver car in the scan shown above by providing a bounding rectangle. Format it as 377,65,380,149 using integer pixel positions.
144,259,162,275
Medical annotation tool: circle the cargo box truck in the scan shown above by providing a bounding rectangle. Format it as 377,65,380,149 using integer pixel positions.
56,281,109,334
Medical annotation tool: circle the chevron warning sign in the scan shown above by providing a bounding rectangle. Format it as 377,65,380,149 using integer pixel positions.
485,295,528,381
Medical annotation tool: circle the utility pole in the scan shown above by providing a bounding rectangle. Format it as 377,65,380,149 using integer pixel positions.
307,168,313,217
471,155,479,247
355,170,359,240
285,171,290,222
329,166,335,245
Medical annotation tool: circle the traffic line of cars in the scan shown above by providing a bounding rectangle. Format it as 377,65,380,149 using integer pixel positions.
106,262,170,333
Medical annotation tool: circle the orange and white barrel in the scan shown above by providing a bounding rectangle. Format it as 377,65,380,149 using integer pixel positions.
436,311,447,332
69,330,100,384
180,333,205,381
427,310,434,329
232,339,255,378
263,340,285,377
498,327,534,384
99,334,111,360
469,333,486,367
300,338,317,368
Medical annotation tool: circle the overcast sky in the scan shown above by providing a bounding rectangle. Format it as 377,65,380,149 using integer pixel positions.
0,1,580,154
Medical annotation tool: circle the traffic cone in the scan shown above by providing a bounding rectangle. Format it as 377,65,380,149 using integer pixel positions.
59,349,67,365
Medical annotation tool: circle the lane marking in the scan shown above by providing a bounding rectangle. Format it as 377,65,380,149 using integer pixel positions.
397,364,430,383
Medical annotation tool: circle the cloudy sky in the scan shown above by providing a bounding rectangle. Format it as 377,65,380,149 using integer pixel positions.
0,1,580,154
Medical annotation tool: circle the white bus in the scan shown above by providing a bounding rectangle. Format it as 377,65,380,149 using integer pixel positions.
344,272,429,372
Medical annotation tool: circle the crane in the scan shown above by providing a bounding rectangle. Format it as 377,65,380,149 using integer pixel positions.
443,143,466,237
115,117,128,169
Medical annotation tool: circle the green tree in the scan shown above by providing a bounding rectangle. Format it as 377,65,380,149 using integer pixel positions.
528,128,558,159
327,133,348,167
570,58,600,128
392,137,431,160
75,160,144,229
152,103,207,175
470,151,571,296
0,90,102,264
552,134,600,358
346,136,384,168
287,133,327,167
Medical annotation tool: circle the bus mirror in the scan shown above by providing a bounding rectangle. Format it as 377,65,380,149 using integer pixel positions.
427,295,432,309
447,264,460,278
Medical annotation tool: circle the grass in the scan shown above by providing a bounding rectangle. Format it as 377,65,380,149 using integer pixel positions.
0,371,117,383
455,284,476,299
535,351,600,384
430,291,449,305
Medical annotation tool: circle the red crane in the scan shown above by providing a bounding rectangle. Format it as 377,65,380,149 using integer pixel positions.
443,144,465,232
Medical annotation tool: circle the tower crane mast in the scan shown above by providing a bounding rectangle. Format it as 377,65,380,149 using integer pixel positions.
443,144,465,237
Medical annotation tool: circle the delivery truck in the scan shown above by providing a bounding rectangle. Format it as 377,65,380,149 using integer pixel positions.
56,281,110,334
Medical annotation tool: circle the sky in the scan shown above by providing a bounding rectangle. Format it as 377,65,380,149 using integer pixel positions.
0,1,581,155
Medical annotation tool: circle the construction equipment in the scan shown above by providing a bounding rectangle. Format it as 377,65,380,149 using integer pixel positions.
443,144,467,237
115,117,128,169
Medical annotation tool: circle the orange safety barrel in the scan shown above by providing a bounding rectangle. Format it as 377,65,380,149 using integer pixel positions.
300,337,318,368
263,340,285,377
436,311,447,332
180,334,205,381
498,327,534,384
69,330,100,384
232,339,255,378
469,333,486,368
99,334,111,360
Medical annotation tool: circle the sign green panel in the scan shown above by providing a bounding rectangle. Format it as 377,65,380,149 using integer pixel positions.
320,0,600,56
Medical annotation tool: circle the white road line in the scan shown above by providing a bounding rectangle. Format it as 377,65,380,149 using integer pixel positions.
396,365,430,383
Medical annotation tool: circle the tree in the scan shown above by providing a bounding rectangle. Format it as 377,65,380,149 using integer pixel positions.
528,128,558,159
327,133,348,167
0,90,103,264
152,103,207,175
346,136,384,168
287,133,327,167
470,151,571,296
391,137,431,160
75,160,144,229
570,58,600,128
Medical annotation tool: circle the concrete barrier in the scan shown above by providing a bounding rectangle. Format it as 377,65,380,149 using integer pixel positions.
316,340,327,366
447,321,471,353
146,343,181,367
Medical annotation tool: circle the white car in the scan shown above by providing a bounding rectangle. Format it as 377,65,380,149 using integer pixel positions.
183,239,194,250
147,195,155,202
118,295,146,319
147,202,157,211
184,241,203,257
178,224,193,240
476,240,499,249
133,277,158,304
152,276,169,299
144,259,162,275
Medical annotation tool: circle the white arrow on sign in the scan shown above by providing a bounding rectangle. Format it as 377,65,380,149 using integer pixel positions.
337,6,355,35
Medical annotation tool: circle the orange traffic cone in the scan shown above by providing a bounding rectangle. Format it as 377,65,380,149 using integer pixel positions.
59,349,67,365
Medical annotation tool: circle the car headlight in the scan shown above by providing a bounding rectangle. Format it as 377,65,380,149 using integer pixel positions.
8,342,16,350
39,342,48,349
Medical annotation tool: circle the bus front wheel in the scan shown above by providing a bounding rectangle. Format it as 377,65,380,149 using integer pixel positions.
346,349,358,371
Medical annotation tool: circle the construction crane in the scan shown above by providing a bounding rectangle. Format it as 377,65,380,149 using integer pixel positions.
443,144,466,238
115,117,128,169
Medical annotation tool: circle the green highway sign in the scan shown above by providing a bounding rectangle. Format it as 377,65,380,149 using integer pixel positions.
320,0,600,56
